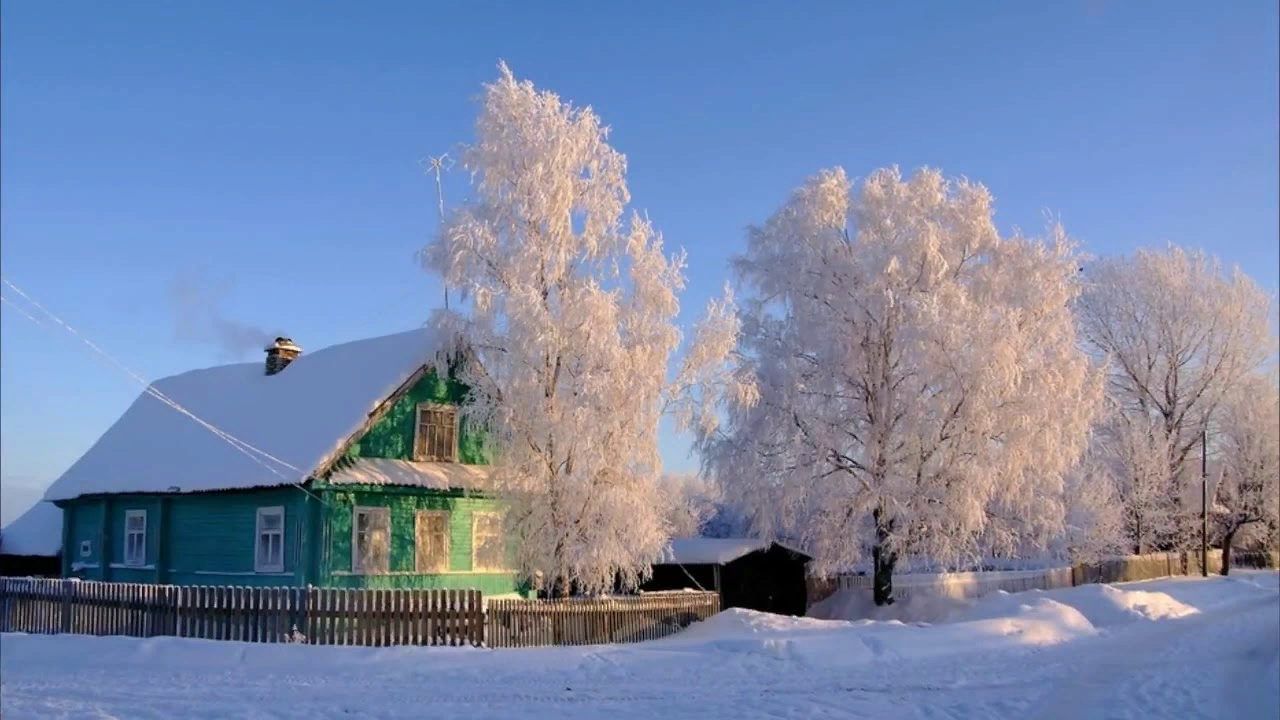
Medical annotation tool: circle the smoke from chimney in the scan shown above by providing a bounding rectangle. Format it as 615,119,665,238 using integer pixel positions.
168,272,281,359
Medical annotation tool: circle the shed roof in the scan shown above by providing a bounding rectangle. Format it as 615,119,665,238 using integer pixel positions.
43,328,443,501
657,537,811,565
0,501,62,557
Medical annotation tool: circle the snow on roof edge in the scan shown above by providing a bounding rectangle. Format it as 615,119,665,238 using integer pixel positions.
1,501,62,556
326,458,491,491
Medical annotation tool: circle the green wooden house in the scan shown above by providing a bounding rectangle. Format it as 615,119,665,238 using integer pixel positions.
41,330,525,595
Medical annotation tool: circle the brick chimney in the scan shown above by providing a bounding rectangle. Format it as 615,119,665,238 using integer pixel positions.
264,337,302,376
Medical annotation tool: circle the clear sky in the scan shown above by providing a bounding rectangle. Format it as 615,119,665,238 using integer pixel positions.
2,1,1276,524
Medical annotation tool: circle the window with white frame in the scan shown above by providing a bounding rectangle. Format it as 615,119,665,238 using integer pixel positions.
124,510,147,566
415,510,450,573
413,403,457,462
255,506,285,573
471,512,505,571
79,540,92,558
353,506,390,574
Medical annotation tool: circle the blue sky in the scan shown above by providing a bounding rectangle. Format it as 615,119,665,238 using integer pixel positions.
2,1,1276,524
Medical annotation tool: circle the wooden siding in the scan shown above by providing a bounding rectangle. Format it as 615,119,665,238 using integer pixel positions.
59,489,308,587
342,370,488,465
315,486,521,594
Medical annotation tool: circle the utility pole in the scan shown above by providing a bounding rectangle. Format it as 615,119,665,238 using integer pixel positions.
1201,429,1208,577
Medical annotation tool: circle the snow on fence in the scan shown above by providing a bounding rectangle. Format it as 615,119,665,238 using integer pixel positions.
834,550,1232,603
0,578,718,648
486,591,720,647
838,567,1075,599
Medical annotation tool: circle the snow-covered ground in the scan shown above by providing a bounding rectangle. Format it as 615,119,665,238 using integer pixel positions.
2,572,1276,719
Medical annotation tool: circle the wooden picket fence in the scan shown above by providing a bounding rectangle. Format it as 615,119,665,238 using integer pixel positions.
306,587,483,646
0,578,717,648
0,578,483,646
486,591,720,647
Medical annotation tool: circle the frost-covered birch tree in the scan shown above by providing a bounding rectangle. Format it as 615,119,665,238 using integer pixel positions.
1076,247,1274,550
699,167,1100,605
421,64,733,595
1088,409,1180,553
1211,371,1280,573
659,472,723,538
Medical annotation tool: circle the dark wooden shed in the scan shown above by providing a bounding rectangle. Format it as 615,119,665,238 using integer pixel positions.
642,538,811,616
0,553,60,577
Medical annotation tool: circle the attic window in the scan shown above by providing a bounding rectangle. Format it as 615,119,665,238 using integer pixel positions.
414,403,458,462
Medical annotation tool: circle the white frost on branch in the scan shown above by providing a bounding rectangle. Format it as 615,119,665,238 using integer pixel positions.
1212,370,1280,551
699,166,1102,577
420,64,735,594
1076,246,1275,550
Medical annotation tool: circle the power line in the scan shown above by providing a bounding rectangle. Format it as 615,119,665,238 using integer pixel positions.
0,277,327,504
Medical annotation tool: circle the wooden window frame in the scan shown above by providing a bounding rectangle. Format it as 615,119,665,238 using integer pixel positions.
352,506,391,575
414,509,451,573
413,403,459,463
255,506,286,573
471,511,506,572
123,509,147,567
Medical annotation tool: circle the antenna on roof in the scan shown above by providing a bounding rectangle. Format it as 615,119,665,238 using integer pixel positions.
425,153,454,311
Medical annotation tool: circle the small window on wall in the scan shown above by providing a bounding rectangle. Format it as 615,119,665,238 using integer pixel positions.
413,403,458,462
79,540,92,558
353,506,390,574
255,507,285,573
415,510,450,573
472,512,505,572
124,510,147,566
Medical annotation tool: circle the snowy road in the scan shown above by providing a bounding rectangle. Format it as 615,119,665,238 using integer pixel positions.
2,573,1277,719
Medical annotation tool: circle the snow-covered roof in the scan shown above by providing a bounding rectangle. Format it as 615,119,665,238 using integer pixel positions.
43,329,442,501
1,501,62,556
657,538,811,565
327,458,491,491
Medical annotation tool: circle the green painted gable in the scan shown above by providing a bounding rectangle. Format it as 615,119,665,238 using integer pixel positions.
343,370,488,464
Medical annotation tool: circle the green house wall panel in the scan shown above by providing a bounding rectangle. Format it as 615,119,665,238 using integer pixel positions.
344,371,488,465
315,485,518,593
67,500,102,571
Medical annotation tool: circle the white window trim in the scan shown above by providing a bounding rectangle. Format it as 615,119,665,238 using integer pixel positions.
352,506,391,575
415,509,451,573
413,402,459,463
254,506,286,573
79,540,92,558
123,509,147,567
471,511,506,572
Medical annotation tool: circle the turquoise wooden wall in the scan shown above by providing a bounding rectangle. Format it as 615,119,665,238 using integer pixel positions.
58,489,308,587
165,488,306,586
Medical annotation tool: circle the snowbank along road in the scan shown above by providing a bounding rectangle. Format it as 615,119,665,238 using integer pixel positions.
2,572,1277,719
